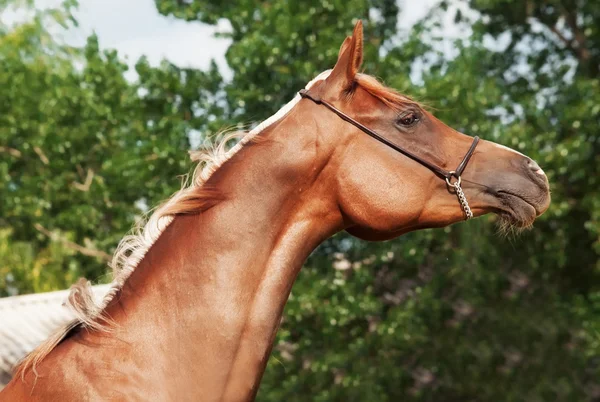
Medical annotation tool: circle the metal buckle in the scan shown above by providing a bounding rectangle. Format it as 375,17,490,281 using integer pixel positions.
445,171,473,220
445,171,461,188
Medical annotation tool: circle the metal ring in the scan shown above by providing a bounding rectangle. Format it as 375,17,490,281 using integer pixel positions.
445,172,461,187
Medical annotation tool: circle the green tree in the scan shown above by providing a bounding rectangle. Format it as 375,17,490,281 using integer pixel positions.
1,0,598,400
154,0,599,400
0,0,225,294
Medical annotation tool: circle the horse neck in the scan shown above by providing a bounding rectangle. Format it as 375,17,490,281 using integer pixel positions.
95,111,344,400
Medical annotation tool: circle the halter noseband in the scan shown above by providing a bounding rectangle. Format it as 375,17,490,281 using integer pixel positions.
298,89,479,220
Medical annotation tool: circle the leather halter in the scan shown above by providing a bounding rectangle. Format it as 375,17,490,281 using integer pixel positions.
298,89,480,220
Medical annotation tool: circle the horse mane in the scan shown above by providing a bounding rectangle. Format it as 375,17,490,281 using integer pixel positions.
355,73,424,111
14,69,334,380
14,69,421,379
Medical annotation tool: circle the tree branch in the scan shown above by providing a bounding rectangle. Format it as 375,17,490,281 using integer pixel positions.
33,146,49,165
561,6,590,62
72,168,95,192
548,24,572,49
34,223,111,262
0,146,22,158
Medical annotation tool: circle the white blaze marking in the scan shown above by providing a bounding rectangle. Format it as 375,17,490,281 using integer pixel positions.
492,142,527,158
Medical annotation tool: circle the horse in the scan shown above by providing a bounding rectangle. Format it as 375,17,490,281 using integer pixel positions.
0,20,550,402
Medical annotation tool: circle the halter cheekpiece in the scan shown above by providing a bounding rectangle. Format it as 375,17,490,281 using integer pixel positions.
298,89,479,220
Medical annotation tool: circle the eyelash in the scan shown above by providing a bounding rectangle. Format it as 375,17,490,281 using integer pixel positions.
396,111,420,127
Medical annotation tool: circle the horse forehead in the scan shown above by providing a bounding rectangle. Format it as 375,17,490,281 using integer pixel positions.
492,142,527,158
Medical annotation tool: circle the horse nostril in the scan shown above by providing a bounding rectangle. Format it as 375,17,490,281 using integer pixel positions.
525,158,545,175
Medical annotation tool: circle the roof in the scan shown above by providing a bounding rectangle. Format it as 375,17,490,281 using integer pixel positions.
0,285,110,388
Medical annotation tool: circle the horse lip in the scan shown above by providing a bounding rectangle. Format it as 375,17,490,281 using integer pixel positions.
496,190,541,216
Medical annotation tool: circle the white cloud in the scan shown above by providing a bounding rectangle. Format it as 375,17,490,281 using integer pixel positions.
397,0,441,29
68,0,435,79
4,0,444,82
69,0,230,74
8,0,232,80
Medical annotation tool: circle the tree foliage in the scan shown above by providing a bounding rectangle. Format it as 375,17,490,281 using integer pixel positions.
0,0,224,293
1,0,599,400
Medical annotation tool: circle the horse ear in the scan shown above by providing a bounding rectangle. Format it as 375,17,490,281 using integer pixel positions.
329,20,364,91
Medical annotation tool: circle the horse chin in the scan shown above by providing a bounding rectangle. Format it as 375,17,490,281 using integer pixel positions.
494,192,538,236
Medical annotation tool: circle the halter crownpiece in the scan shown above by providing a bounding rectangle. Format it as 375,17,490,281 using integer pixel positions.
298,89,480,221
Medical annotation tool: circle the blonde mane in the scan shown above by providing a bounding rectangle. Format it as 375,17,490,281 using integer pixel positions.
15,69,420,378
14,70,334,379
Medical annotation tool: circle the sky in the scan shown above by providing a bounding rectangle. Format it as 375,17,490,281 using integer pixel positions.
46,0,444,79
66,0,232,74
1,0,474,82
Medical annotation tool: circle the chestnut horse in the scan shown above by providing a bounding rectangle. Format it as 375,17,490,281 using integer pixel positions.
1,21,550,401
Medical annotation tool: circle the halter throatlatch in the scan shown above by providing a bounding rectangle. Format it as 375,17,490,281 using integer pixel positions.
298,89,480,220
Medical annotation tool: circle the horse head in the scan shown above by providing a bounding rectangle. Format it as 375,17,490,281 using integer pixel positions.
295,21,550,240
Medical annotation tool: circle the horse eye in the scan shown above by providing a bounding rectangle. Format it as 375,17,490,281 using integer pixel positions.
397,112,420,127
